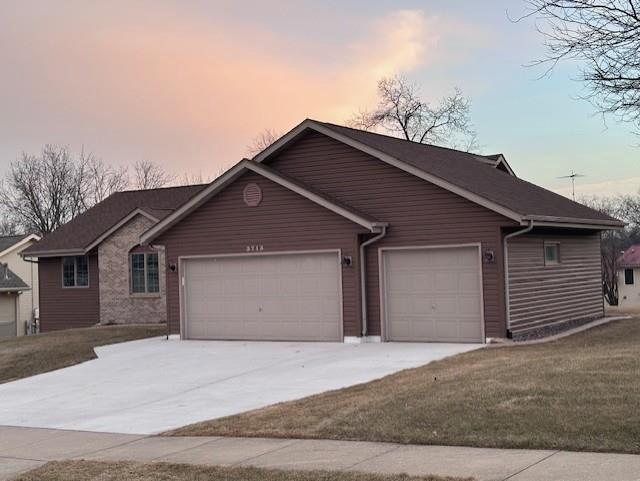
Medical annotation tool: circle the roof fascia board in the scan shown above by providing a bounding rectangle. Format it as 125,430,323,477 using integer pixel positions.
297,122,524,223
527,220,625,230
0,287,31,292
140,162,252,245
141,159,383,244
21,249,86,258
496,156,516,177
525,214,624,227
251,120,312,163
84,208,160,253
245,162,381,231
0,234,41,259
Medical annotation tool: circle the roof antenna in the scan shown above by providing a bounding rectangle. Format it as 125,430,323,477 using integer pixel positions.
558,171,585,201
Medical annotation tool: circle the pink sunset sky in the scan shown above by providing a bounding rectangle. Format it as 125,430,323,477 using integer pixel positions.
0,0,637,198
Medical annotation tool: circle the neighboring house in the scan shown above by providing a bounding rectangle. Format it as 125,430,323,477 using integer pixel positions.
617,244,640,310
136,119,622,342
21,185,205,332
0,234,40,335
25,119,623,342
0,263,30,338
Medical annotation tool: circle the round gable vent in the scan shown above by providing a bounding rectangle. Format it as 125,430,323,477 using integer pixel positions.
243,183,262,207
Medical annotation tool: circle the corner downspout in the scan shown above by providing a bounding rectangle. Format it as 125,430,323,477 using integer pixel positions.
503,220,534,336
360,226,387,338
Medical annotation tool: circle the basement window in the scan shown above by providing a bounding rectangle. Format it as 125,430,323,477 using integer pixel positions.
62,256,89,287
130,252,160,294
544,242,560,266
625,268,634,285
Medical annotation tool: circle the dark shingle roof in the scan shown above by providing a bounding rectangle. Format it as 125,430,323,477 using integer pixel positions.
317,121,622,226
0,234,30,254
0,263,29,291
22,185,207,256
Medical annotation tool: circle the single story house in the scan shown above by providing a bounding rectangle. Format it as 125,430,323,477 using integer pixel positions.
26,120,623,342
21,185,205,331
0,263,30,338
0,234,40,335
617,244,640,311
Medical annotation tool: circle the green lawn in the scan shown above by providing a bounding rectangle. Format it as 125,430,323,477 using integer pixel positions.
14,461,469,481
168,319,640,454
0,324,166,383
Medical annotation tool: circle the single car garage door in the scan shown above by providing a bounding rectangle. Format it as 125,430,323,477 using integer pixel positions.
183,251,342,341
382,246,483,343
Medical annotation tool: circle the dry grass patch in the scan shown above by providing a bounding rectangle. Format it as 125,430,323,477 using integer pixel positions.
169,319,640,454
14,460,470,481
0,324,166,383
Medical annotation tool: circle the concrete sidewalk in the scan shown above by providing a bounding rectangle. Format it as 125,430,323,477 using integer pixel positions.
1,426,639,481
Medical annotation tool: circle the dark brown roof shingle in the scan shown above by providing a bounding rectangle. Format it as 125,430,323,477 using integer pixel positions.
22,184,206,256
318,121,622,226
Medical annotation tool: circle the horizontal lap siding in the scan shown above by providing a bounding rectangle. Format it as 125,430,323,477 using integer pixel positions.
268,131,517,338
38,253,100,331
507,233,603,332
155,170,367,335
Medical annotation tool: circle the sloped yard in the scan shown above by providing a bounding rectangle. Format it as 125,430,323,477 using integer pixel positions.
0,324,165,383
169,319,640,454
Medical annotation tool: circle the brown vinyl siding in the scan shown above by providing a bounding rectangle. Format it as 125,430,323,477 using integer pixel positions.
38,253,100,331
507,232,603,333
155,170,369,335
267,131,518,338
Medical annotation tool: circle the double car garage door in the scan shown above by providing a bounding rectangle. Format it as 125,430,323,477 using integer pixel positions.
183,252,342,341
182,246,482,343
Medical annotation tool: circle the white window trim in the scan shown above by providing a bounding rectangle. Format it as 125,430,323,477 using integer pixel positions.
543,242,560,266
61,256,90,288
129,252,160,295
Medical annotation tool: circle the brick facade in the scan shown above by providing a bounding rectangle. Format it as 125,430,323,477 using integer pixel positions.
98,214,167,325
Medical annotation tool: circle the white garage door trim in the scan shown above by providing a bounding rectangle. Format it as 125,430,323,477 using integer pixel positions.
378,243,485,343
178,249,344,341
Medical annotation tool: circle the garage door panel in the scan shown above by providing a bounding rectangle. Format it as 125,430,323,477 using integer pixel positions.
184,252,341,341
384,247,483,343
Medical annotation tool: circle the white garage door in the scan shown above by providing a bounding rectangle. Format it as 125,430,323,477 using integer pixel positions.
383,246,483,343
183,252,342,341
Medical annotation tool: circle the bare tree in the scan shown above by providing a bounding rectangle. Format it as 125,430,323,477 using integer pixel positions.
84,154,129,204
247,129,282,156
580,195,628,305
619,193,640,235
350,76,478,150
521,0,640,133
0,210,20,236
177,171,211,186
0,146,91,235
133,160,175,190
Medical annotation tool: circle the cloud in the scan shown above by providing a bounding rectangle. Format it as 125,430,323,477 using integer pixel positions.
0,5,446,176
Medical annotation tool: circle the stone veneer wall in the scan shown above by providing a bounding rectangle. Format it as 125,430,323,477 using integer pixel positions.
98,214,167,325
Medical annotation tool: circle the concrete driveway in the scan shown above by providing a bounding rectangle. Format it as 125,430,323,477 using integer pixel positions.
0,337,481,435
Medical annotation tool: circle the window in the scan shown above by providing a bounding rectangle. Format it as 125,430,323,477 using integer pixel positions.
62,256,89,287
130,252,160,294
624,268,634,285
544,242,560,265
